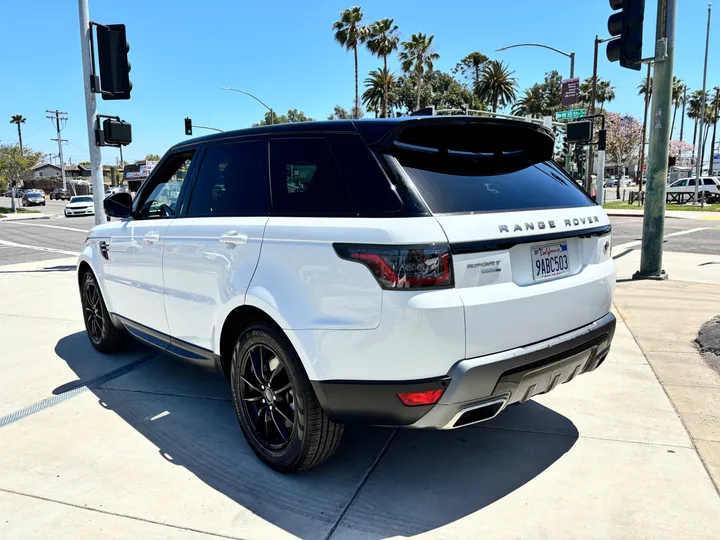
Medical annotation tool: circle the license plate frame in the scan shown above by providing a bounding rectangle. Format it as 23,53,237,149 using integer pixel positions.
531,242,570,282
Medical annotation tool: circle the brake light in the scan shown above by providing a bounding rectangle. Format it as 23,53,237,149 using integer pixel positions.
397,389,445,406
334,244,453,289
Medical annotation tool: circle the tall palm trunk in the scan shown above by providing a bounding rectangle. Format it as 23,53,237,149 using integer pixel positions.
692,120,698,163
671,104,679,139
354,46,359,119
415,69,422,111
16,123,23,155
492,96,498,113
709,118,718,174
381,55,388,118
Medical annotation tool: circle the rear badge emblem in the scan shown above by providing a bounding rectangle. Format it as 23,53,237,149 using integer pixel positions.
468,260,502,273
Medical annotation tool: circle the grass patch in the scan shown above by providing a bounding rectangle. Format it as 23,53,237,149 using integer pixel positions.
603,201,720,212
0,207,40,214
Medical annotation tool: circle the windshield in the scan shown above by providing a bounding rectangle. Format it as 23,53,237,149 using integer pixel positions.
393,150,594,214
71,196,93,203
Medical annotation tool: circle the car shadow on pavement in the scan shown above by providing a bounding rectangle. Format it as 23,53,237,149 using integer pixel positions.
55,332,578,539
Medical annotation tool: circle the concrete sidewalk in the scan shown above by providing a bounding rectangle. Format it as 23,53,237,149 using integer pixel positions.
0,212,52,221
614,250,720,490
1,257,719,539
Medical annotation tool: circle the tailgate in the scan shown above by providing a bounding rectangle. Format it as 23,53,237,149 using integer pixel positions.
436,207,614,358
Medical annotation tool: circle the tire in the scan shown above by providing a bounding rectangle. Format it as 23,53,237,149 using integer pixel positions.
80,270,129,353
230,323,344,472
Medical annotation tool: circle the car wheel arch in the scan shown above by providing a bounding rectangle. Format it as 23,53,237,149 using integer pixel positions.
218,304,314,383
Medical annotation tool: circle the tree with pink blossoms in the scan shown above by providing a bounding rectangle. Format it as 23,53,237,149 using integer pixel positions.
669,139,694,166
605,112,643,199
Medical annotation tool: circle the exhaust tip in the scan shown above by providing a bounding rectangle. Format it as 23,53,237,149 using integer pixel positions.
449,396,508,429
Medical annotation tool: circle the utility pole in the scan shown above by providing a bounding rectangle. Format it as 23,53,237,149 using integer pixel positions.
635,0,677,280
694,3,712,204
77,0,105,224
679,84,687,141
587,35,613,192
47,110,68,190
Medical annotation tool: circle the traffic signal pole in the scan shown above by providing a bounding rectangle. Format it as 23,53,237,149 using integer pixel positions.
77,0,106,224
635,0,677,280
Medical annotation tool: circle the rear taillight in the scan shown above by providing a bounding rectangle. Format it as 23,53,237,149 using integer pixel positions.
397,389,445,406
334,244,453,290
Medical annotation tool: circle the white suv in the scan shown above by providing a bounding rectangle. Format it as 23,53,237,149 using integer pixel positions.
78,117,616,472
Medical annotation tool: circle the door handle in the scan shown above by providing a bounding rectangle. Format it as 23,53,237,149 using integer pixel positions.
219,230,249,246
143,232,161,243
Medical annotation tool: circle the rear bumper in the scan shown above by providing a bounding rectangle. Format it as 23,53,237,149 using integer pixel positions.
312,312,615,429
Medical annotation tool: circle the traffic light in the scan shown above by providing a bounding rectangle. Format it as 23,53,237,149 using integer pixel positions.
103,118,132,146
97,24,132,99
668,155,677,167
606,0,645,71
184,118,192,136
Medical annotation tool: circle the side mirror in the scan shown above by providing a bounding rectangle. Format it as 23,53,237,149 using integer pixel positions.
104,191,133,218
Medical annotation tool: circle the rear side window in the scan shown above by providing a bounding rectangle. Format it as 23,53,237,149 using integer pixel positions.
394,151,593,214
187,141,269,217
704,178,717,186
327,134,403,215
269,138,356,216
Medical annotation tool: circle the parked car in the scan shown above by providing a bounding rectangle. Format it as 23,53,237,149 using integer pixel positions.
666,177,720,201
64,196,95,217
78,117,616,472
50,188,72,201
21,191,46,207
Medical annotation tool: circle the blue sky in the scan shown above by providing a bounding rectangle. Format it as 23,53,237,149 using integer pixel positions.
1,0,717,164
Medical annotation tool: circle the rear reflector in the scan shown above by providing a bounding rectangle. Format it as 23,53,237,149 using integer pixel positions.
334,244,453,290
397,389,445,406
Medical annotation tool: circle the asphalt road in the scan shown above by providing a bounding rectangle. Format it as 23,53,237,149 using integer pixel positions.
1,209,718,267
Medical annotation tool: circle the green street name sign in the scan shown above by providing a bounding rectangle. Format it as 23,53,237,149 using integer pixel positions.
556,109,587,120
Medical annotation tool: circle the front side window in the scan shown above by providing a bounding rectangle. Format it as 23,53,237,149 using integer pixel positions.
187,141,268,217
135,153,193,219
269,138,355,216
672,179,688,187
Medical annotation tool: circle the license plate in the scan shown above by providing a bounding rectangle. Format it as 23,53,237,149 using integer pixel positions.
531,242,570,281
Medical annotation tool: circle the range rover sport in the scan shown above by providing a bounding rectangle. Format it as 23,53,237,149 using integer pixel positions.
79,116,616,472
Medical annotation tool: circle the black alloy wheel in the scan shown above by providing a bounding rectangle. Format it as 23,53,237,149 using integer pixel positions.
80,271,129,353
231,324,344,472
239,344,295,449
83,278,105,345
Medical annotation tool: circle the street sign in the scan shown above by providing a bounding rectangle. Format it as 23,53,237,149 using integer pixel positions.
556,109,587,120
561,77,580,106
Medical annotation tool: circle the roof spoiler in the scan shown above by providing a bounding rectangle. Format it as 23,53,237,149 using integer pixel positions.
366,117,555,164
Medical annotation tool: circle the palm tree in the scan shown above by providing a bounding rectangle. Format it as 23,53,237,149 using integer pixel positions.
596,80,615,111
333,7,368,119
398,33,440,111
476,60,518,113
637,76,653,100
10,115,26,155
687,90,708,157
511,86,545,117
709,87,720,174
670,77,684,139
365,18,399,118
363,68,395,117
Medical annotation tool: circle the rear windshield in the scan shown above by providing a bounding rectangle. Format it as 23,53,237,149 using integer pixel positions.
394,151,593,214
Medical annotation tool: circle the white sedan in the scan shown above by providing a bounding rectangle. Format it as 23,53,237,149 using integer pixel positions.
64,196,95,217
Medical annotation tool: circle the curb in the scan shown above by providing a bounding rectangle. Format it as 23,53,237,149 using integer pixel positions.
0,213,52,222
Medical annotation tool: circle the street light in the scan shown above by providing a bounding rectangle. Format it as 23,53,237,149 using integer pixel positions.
221,87,274,125
495,43,575,79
